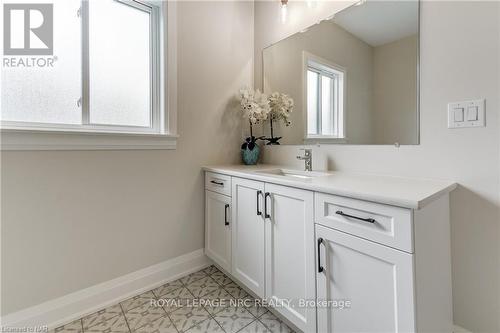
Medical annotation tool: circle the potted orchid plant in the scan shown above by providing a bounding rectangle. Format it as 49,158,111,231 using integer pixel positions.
238,87,270,165
265,92,294,145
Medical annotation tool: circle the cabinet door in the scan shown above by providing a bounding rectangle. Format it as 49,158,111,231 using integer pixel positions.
232,177,265,298
316,224,415,333
264,184,315,332
205,190,232,272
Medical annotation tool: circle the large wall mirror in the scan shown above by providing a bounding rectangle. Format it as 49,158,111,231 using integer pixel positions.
262,0,419,145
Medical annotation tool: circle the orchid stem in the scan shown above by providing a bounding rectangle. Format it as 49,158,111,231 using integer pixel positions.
270,118,274,139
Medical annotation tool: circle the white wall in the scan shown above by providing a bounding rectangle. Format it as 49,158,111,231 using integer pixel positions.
0,1,254,316
256,2,500,332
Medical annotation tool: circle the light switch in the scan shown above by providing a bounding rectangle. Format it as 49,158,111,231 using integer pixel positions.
448,99,485,128
467,106,478,121
454,108,464,122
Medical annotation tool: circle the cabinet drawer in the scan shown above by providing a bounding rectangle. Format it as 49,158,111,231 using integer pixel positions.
315,193,413,253
205,172,231,196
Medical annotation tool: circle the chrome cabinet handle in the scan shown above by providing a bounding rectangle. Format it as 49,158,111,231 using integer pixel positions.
224,204,229,226
256,190,262,216
336,210,376,224
264,192,271,219
210,180,224,186
317,238,324,273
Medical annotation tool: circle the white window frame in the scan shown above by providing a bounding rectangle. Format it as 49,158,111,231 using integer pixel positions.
0,0,178,150
302,52,346,144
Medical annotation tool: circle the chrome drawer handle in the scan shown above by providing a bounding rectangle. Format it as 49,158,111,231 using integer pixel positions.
210,180,224,186
336,210,376,224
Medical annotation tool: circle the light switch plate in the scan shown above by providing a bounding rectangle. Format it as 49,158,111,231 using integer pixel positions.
448,99,485,129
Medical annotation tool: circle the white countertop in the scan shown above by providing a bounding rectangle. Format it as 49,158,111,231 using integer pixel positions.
203,164,457,210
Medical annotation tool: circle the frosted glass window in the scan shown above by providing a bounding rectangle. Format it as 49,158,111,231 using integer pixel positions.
1,0,163,137
1,0,82,124
88,0,151,127
306,60,345,139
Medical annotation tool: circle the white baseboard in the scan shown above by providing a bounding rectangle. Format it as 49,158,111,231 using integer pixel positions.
454,324,473,333
1,249,211,330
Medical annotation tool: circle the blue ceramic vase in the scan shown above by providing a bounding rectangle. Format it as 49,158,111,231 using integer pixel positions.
241,145,260,165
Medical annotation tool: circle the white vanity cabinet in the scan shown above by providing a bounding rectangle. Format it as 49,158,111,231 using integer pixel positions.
315,193,416,332
314,192,453,333
231,177,316,332
316,225,415,332
264,183,316,332
231,177,266,298
204,167,455,333
205,172,232,272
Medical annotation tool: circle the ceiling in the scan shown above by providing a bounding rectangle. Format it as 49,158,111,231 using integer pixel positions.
333,0,419,47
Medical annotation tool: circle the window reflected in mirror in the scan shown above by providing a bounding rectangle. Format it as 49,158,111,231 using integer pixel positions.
306,57,345,140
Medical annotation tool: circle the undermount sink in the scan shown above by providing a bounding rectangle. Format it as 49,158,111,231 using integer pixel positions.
254,168,331,180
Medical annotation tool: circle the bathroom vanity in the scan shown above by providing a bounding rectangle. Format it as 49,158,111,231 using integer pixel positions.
204,1,450,332
203,165,456,333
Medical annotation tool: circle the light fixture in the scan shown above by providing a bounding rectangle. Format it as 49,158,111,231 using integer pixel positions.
280,0,288,24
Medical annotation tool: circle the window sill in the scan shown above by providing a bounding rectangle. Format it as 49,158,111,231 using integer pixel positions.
304,136,347,144
0,128,178,151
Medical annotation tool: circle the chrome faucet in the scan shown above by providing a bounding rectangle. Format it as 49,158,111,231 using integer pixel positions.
296,149,312,171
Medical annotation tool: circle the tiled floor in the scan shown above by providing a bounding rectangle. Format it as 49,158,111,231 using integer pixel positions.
53,265,295,333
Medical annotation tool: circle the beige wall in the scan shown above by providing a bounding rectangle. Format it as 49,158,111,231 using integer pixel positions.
373,35,418,144
257,2,500,332
0,1,254,316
